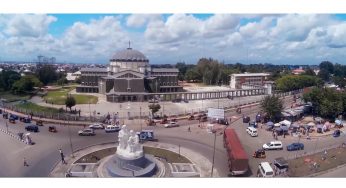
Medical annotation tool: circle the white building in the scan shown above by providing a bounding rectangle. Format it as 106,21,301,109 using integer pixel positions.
229,73,270,89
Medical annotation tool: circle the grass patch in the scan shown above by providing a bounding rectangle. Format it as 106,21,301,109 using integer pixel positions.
75,146,191,164
43,87,98,105
0,91,30,102
15,102,60,114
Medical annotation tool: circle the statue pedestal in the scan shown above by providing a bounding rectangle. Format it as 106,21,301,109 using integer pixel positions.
105,153,157,177
116,146,144,160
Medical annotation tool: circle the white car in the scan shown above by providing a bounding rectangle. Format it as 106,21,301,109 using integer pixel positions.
105,125,121,133
164,122,180,128
263,141,283,150
246,127,258,137
89,123,104,129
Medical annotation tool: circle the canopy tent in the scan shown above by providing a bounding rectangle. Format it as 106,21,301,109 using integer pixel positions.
279,120,291,128
267,121,274,126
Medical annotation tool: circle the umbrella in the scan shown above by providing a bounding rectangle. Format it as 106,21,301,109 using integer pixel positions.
291,122,300,128
281,125,289,131
316,124,323,129
335,120,342,126
267,121,274,126
307,122,316,126
315,117,323,123
274,123,281,127
275,127,283,131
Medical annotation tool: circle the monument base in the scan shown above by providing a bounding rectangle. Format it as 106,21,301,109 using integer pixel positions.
105,153,157,177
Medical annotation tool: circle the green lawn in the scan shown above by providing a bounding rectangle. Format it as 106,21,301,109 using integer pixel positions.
43,87,98,105
0,91,30,102
15,102,60,114
75,146,191,164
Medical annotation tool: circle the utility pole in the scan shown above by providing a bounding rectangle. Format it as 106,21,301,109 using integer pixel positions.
67,115,74,158
140,106,142,131
211,131,217,177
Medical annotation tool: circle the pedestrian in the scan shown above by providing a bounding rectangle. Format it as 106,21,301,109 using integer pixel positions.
23,157,29,167
188,126,191,132
283,133,286,138
59,149,66,164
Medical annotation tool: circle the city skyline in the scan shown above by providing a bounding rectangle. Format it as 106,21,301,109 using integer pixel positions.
1,14,346,65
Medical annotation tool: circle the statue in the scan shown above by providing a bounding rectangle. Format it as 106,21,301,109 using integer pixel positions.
118,125,129,150
127,130,136,153
116,125,143,159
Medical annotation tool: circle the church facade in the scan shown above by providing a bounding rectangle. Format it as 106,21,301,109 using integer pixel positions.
76,46,183,102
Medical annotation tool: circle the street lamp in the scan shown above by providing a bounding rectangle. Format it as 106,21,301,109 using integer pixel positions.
211,118,230,177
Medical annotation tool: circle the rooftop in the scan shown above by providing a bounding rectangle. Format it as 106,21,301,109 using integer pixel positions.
231,73,270,77
152,68,179,73
80,67,107,72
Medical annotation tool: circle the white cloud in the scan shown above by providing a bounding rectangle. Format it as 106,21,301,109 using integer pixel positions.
1,14,346,65
126,14,161,28
270,14,334,42
3,14,57,37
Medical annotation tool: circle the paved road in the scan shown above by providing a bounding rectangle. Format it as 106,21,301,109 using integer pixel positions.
1,94,345,177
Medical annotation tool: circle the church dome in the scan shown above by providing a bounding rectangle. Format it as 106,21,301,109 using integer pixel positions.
111,47,148,62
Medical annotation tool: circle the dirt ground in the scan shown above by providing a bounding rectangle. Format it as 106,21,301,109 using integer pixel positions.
288,144,346,177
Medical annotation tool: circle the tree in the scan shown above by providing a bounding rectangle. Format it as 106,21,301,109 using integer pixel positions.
275,75,320,92
0,70,21,91
57,77,68,86
333,76,346,88
185,68,201,82
35,63,59,85
11,75,43,94
318,69,330,82
260,95,283,121
304,68,316,76
148,103,161,117
65,95,76,111
319,61,334,74
303,87,344,119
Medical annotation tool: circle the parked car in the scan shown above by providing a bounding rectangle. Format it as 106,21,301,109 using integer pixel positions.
217,119,229,125
25,124,39,132
2,112,8,119
89,123,104,129
246,127,258,137
286,142,304,151
78,129,95,136
164,122,179,128
9,117,16,123
105,125,121,133
10,114,18,120
262,141,283,150
257,162,274,177
183,99,189,103
333,130,341,137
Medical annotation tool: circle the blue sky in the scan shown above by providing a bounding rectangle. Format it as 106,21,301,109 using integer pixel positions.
1,14,346,65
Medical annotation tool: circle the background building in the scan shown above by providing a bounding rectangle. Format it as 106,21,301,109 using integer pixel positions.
229,73,270,89
76,45,182,102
